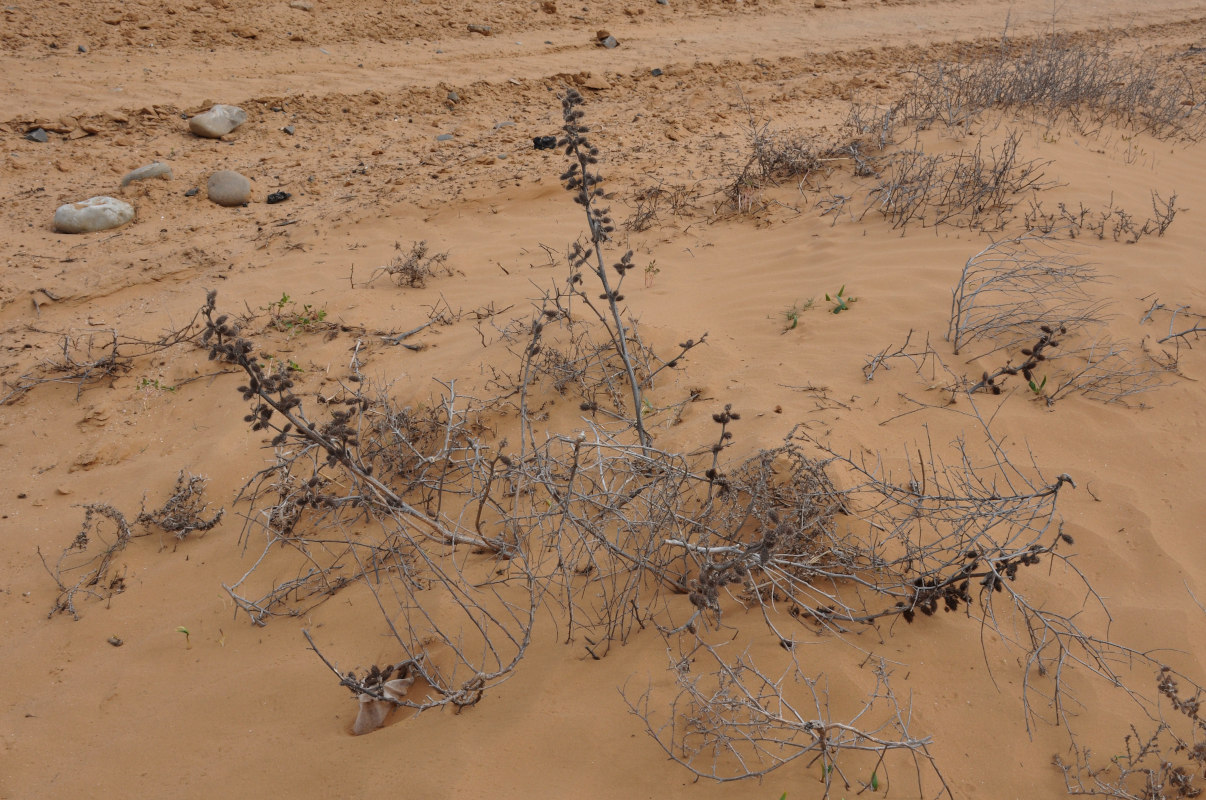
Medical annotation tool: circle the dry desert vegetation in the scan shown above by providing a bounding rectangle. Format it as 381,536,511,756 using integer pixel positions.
3,0,1206,797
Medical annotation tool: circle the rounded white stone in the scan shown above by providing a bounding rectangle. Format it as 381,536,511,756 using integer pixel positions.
207,170,252,206
189,104,248,138
53,196,135,233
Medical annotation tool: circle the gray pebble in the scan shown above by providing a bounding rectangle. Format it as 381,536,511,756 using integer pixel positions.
189,104,247,138
283,125,295,135
25,128,48,143
601,35,618,49
185,187,199,197
120,161,173,188
494,120,516,129
436,133,454,141
447,91,460,103
53,196,135,233
78,44,87,53
207,170,251,206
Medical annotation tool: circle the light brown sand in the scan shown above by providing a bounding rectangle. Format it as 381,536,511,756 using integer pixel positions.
3,1,1206,797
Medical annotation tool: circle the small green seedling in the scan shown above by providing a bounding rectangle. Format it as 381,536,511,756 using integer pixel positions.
176,625,191,649
644,260,661,287
782,298,814,332
139,377,176,393
1028,374,1047,396
871,770,880,791
825,285,857,314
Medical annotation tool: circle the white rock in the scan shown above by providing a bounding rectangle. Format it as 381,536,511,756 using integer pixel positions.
120,161,173,188
53,196,135,233
189,104,247,138
207,170,251,206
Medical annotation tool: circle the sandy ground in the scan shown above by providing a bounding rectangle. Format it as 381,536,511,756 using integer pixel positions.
3,0,1206,797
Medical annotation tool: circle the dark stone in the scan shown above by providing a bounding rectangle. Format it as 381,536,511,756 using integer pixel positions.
25,128,49,143
184,187,199,197
283,125,295,135
267,191,291,204
600,35,618,48
651,68,663,76
533,135,557,150
78,44,87,53
447,90,460,103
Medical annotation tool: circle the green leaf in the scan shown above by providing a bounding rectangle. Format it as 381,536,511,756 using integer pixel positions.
871,771,879,791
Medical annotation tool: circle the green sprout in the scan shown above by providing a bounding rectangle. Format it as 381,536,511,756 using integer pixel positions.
176,625,191,649
1028,374,1048,396
644,259,661,287
782,298,814,332
824,285,857,314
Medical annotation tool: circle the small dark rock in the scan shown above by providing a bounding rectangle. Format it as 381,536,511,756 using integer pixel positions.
467,24,492,35
600,35,619,49
533,135,557,150
184,187,199,197
447,90,460,103
657,0,668,5
266,191,291,204
283,125,295,135
78,44,87,53
651,68,663,76
25,128,49,143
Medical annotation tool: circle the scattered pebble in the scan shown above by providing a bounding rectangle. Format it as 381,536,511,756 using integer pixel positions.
651,67,663,76
814,0,826,6
447,90,460,103
25,128,48,143
184,187,199,197
657,0,668,5
494,120,516,128
266,191,291,204
283,125,295,135
119,161,173,188
289,0,313,9
596,29,610,40
600,35,619,49
207,170,251,206
188,104,247,138
77,44,87,53
53,196,135,233
467,24,492,35
436,133,454,141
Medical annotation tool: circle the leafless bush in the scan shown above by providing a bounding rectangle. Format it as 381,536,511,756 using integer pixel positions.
1024,191,1180,243
368,240,453,288
137,470,224,540
1,311,210,406
624,179,701,232
624,641,950,794
902,38,1205,140
862,131,1053,231
39,504,132,619
1056,667,1206,799
948,233,1106,356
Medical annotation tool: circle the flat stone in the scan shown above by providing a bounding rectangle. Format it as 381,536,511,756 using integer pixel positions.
289,0,313,9
188,104,247,138
581,73,611,90
53,196,135,233
25,128,48,143
207,170,251,206
120,161,173,188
